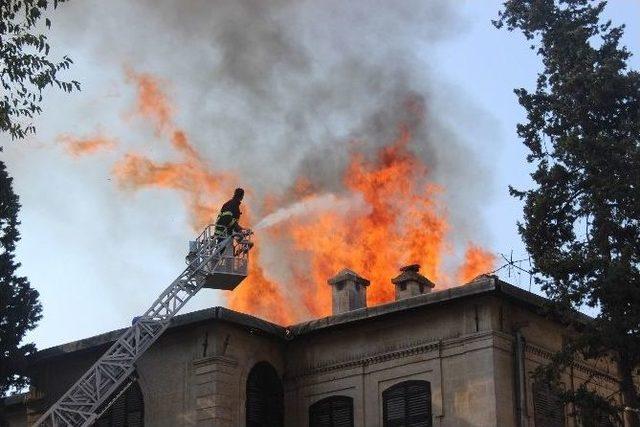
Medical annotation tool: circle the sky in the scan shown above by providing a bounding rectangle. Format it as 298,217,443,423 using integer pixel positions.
2,0,639,351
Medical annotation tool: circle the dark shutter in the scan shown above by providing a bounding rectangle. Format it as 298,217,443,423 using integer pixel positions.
533,382,565,427
383,381,432,427
593,415,615,427
247,378,267,424
309,396,354,427
110,397,126,426
579,407,615,426
94,380,144,427
125,381,144,427
246,362,284,427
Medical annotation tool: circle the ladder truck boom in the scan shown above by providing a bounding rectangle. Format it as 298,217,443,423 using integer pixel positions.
32,225,253,427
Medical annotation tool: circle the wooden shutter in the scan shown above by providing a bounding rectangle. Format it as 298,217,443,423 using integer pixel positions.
580,408,614,426
383,381,432,427
94,380,144,427
246,362,284,427
125,382,144,427
246,376,267,425
309,396,354,427
593,415,614,427
533,382,565,427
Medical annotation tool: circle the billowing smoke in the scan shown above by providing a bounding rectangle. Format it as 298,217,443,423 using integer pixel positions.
55,0,468,192
5,0,498,328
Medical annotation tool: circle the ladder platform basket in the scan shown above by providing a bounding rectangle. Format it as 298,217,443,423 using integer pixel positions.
186,227,253,291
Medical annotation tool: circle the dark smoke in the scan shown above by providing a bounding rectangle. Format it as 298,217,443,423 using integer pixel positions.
6,0,497,324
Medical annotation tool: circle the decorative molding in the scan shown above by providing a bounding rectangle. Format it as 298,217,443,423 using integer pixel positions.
524,343,618,384
193,355,237,368
287,331,498,380
524,343,553,360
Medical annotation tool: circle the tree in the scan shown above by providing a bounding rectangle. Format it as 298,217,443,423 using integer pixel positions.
0,160,42,396
1,0,79,140
1,0,77,406
494,0,640,425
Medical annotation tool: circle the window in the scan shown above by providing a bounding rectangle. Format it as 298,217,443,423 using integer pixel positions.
246,361,284,427
577,402,615,427
309,396,354,427
382,380,432,427
583,415,615,427
94,380,144,427
533,381,565,427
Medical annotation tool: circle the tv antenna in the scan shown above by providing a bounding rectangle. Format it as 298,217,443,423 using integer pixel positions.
489,250,534,291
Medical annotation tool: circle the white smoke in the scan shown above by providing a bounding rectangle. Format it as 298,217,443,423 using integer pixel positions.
254,193,366,230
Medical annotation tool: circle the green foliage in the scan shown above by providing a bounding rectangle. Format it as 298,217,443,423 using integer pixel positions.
495,0,640,424
0,160,42,396
1,0,79,140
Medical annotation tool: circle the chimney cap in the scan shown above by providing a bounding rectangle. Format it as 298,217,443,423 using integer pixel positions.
400,264,421,272
328,268,370,287
391,265,435,288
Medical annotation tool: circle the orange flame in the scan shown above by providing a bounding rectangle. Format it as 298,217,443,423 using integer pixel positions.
112,132,229,229
113,69,291,323
457,244,497,283
125,69,174,134
228,242,295,325
57,134,116,157
115,70,228,228
285,123,450,316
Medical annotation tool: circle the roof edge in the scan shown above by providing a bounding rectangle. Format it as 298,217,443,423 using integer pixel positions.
29,276,592,362
288,276,500,336
30,306,286,363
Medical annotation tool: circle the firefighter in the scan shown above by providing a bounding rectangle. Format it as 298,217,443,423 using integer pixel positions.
215,187,246,237
213,188,254,259
185,188,251,269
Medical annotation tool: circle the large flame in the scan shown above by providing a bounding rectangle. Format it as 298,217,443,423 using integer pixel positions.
114,70,229,227
59,69,495,324
284,123,449,315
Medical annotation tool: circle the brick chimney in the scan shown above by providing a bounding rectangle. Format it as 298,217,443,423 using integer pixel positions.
392,264,435,300
327,268,370,315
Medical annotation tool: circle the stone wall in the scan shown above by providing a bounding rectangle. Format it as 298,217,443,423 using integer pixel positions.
284,295,506,426
18,318,284,427
7,285,624,427
493,298,621,427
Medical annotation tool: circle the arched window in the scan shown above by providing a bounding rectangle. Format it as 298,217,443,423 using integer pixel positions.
94,380,144,427
533,381,565,427
309,396,354,427
246,361,284,427
382,380,431,427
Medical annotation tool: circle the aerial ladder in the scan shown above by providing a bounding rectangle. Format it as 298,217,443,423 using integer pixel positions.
32,224,254,427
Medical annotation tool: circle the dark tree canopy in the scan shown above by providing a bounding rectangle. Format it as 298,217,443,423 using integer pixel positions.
1,0,79,140
1,0,78,408
0,160,42,396
495,0,640,425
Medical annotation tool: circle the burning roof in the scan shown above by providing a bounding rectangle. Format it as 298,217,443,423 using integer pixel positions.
59,69,496,324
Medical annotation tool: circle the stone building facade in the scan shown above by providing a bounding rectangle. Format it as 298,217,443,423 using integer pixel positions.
3,273,621,426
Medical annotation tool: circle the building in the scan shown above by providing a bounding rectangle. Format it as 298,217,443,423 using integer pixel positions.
2,270,621,426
